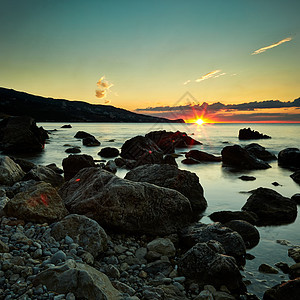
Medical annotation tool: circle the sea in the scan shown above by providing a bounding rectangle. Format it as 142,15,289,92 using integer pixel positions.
3,122,300,298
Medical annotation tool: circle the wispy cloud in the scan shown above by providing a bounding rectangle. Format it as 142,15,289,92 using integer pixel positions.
183,80,191,85
251,37,293,55
195,70,221,82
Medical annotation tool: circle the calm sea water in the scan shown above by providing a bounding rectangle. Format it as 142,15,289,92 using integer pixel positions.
4,122,300,298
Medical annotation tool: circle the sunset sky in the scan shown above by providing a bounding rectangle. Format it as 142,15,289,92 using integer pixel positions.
1,0,299,122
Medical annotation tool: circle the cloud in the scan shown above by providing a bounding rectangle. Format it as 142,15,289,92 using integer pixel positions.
183,80,191,85
195,70,222,82
95,75,113,100
251,37,293,55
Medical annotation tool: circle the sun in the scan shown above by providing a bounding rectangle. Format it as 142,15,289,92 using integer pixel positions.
195,118,205,125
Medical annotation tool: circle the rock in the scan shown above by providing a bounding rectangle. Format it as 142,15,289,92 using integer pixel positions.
114,157,137,169
278,148,300,169
238,128,271,140
180,223,246,262
213,291,236,300
289,263,300,279
112,281,135,296
0,191,9,216
61,124,72,128
291,171,300,184
62,154,96,181
0,156,25,186
239,175,256,181
244,143,276,161
33,259,122,299
258,263,279,274
4,181,68,223
120,135,162,160
65,147,81,154
9,157,35,172
144,259,173,276
82,136,100,147
51,214,107,257
185,150,222,162
242,187,297,225
147,238,176,257
125,164,207,212
46,163,64,174
103,160,117,174
158,284,188,300
23,165,64,187
288,246,300,263
178,242,244,293
59,167,193,235
221,145,271,170
209,210,258,225
0,240,9,253
195,290,214,300
98,147,120,158
291,193,300,204
50,250,67,265
181,158,202,164
74,131,93,139
263,278,300,300
0,116,48,153
224,220,260,249
163,154,178,166
274,262,290,273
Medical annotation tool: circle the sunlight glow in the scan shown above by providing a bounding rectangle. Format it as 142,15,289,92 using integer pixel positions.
196,118,205,125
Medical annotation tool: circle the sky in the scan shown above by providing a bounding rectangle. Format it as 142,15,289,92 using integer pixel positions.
1,0,300,122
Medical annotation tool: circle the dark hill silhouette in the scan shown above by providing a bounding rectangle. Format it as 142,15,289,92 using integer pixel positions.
0,88,184,123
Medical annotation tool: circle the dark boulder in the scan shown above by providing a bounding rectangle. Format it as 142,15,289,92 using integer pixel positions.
278,148,300,169
65,147,81,154
221,144,271,170
224,220,260,249
209,210,258,225
238,128,271,140
114,157,137,169
62,154,96,181
291,193,300,204
163,154,177,166
82,136,100,147
0,116,48,153
242,187,297,225
74,131,93,139
239,175,256,181
125,164,207,212
98,147,120,158
61,124,72,128
46,163,64,174
185,149,222,162
9,157,35,173
291,170,300,184
244,143,276,161
263,278,300,300
181,158,201,165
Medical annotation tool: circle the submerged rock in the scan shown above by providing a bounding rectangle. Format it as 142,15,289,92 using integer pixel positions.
238,128,271,140
239,175,256,181
242,187,297,225
185,149,222,162
244,143,277,161
278,148,300,169
59,167,193,235
209,210,258,225
125,164,207,212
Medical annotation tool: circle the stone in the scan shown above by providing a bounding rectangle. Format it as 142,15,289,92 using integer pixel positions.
0,156,25,186
288,246,300,263
221,145,271,170
242,187,297,225
258,263,278,274
289,263,300,279
112,281,135,295
98,147,120,158
65,147,81,154
238,128,271,140
61,124,72,128
185,149,222,162
291,193,300,204
158,284,188,300
0,116,48,153
33,259,121,299
82,136,100,147
125,164,207,212
9,157,35,173
103,160,117,174
147,238,176,257
59,167,192,235
105,264,120,279
0,240,9,253
239,175,256,181
209,210,258,225
194,290,214,300
74,131,93,139
62,154,96,181
181,158,201,165
50,250,67,265
46,163,64,174
144,260,173,276
263,278,300,300
51,214,107,257
278,148,300,169
291,171,300,184
4,181,68,223
244,143,276,161
178,242,245,293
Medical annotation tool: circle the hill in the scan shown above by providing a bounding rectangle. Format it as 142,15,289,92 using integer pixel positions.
0,88,184,123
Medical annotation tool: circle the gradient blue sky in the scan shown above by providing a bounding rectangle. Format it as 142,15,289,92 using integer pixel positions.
1,0,299,121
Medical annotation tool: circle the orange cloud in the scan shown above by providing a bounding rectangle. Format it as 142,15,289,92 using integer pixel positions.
252,37,292,55
195,70,222,82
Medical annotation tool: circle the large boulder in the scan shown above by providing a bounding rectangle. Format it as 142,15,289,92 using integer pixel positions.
62,154,96,181
124,164,207,212
51,214,107,257
178,242,245,293
74,131,93,139
9,157,35,173
209,210,258,225
0,156,25,186
82,136,101,147
4,181,68,223
59,167,193,235
238,128,271,140
278,148,300,169
291,170,300,184
0,116,48,153
33,259,122,299
244,143,277,161
98,147,120,158
242,187,297,225
221,145,271,170
263,278,300,300
185,149,222,162
180,222,246,262
23,165,64,187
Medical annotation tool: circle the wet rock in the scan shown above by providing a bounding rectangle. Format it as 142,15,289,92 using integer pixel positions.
178,242,244,293
258,263,278,274
9,157,35,173
46,163,64,174
0,116,48,153
274,262,290,274
125,164,207,212
4,181,68,223
62,154,96,181
185,149,222,162
221,145,271,170
238,128,271,140
291,171,300,184
278,148,300,169
0,240,9,253
209,210,258,225
51,214,107,257
263,278,300,300
82,136,100,147
244,143,276,161
98,147,120,158
61,124,72,128
181,158,201,165
242,187,297,225
288,246,300,263
59,167,192,235
158,284,188,300
147,238,176,257
239,175,256,181
163,154,178,166
224,220,260,249
291,193,300,204
289,263,300,279
65,147,81,154
114,157,137,169
74,131,93,139
103,160,117,174
0,156,25,186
